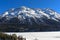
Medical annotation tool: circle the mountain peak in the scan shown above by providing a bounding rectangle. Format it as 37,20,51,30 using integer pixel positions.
0,6,60,32
1,6,60,22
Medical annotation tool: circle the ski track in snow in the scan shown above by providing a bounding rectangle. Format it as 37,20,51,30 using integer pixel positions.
5,32,60,40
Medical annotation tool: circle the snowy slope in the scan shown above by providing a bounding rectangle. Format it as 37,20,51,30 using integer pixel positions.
5,32,60,40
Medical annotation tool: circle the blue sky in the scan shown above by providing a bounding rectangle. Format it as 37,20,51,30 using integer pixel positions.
0,0,60,13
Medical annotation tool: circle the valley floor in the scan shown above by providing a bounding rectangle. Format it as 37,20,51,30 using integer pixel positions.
5,31,60,40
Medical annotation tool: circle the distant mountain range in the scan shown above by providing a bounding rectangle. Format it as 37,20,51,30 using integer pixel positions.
0,6,60,32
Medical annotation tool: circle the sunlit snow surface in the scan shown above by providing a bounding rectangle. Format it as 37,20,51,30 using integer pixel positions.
5,32,60,40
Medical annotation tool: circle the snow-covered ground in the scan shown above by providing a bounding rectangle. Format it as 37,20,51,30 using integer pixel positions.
5,32,60,40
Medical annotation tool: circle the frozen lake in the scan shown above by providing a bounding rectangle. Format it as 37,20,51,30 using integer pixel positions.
5,32,60,40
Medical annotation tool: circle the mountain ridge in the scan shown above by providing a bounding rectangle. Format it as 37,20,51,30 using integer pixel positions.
0,6,60,32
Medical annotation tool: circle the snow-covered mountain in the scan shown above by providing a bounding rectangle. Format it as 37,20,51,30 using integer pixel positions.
0,6,60,32
1,6,60,24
